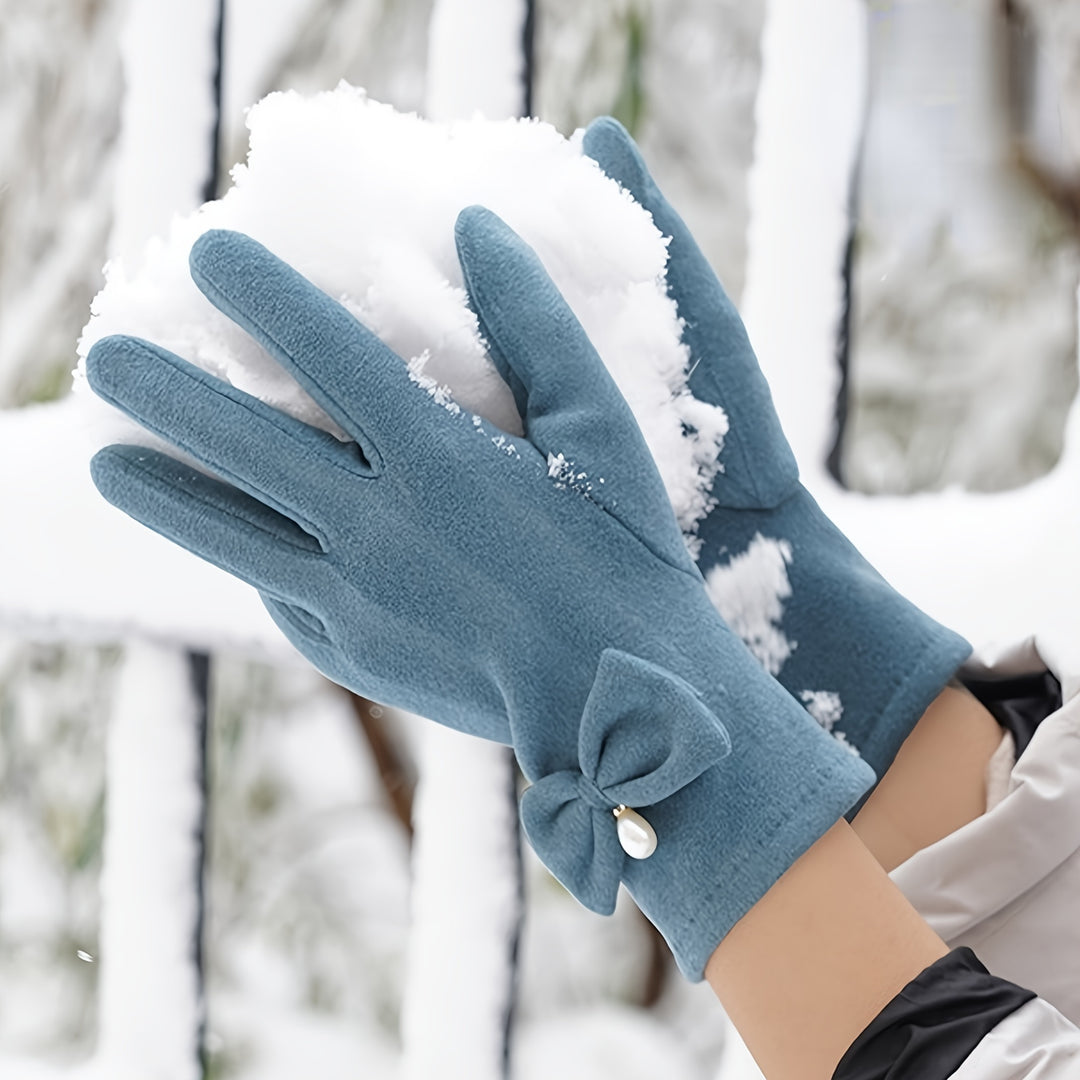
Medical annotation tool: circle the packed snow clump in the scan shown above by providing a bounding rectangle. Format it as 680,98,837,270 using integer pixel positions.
75,85,727,536
704,533,795,676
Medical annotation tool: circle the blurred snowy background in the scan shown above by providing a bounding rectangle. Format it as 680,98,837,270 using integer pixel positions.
1,0,1078,1078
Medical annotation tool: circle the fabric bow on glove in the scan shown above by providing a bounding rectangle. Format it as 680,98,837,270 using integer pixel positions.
583,118,971,780
85,219,873,979
521,647,732,915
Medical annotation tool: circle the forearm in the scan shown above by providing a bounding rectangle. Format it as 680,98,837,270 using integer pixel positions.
701,683,1007,1079
699,676,999,1079
852,684,1002,872
706,820,948,1080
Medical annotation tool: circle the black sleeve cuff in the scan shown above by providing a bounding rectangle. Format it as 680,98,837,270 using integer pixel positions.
832,947,1037,1080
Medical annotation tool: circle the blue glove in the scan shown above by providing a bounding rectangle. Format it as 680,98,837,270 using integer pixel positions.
582,119,971,779
86,224,872,979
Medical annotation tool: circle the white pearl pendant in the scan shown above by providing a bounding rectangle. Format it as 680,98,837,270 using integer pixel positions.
613,804,657,860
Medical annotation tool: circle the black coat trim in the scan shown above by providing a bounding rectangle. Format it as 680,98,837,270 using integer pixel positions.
961,669,1062,759
832,948,1036,1080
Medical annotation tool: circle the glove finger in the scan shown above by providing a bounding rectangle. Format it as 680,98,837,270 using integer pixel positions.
582,117,798,509
91,443,330,604
189,230,437,468
86,335,363,547
454,205,687,565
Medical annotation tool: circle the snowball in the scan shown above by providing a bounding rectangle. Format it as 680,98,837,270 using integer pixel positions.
75,85,726,536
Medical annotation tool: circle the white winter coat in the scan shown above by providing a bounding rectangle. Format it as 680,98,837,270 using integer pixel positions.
891,638,1080,1075
892,638,1080,1024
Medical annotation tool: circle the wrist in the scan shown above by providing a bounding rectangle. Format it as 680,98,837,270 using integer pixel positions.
518,641,874,980
707,821,948,1080
620,681,874,979
851,684,1002,871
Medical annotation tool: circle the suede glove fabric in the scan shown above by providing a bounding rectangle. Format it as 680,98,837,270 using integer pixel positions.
85,223,873,979
582,118,972,780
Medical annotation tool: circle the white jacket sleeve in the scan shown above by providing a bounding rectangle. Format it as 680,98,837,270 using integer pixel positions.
948,998,1080,1079
831,948,1080,1080
892,639,1080,1026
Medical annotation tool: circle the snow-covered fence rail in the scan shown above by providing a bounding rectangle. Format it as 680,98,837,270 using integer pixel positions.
100,2,225,1074
95,645,208,1080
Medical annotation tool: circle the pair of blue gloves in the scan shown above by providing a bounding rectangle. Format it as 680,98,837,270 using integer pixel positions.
86,119,969,979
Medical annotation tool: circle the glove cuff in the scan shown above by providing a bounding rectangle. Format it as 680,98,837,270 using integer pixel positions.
852,617,972,783
520,647,875,979
623,709,874,979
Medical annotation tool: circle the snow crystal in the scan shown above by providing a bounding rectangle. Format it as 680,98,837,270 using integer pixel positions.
799,689,843,732
489,433,522,460
546,450,595,496
704,533,796,676
406,352,462,417
830,729,862,759
75,86,727,537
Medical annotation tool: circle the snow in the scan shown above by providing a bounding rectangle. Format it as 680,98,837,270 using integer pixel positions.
74,86,727,537
198,662,412,1080
700,530,852,745
546,451,595,496
95,642,203,1080
203,998,398,1080
401,728,520,1080
703,534,795,677
799,690,844,732
0,396,290,653
426,0,529,122
713,1023,765,1080
0,0,290,654
220,0,315,144
407,352,465,418
109,0,221,271
513,1004,704,1080
742,0,866,483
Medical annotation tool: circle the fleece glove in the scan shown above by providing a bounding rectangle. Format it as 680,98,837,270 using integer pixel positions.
86,223,872,979
582,118,972,780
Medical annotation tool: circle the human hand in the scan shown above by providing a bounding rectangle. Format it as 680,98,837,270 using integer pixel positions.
582,118,970,779
86,219,871,977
